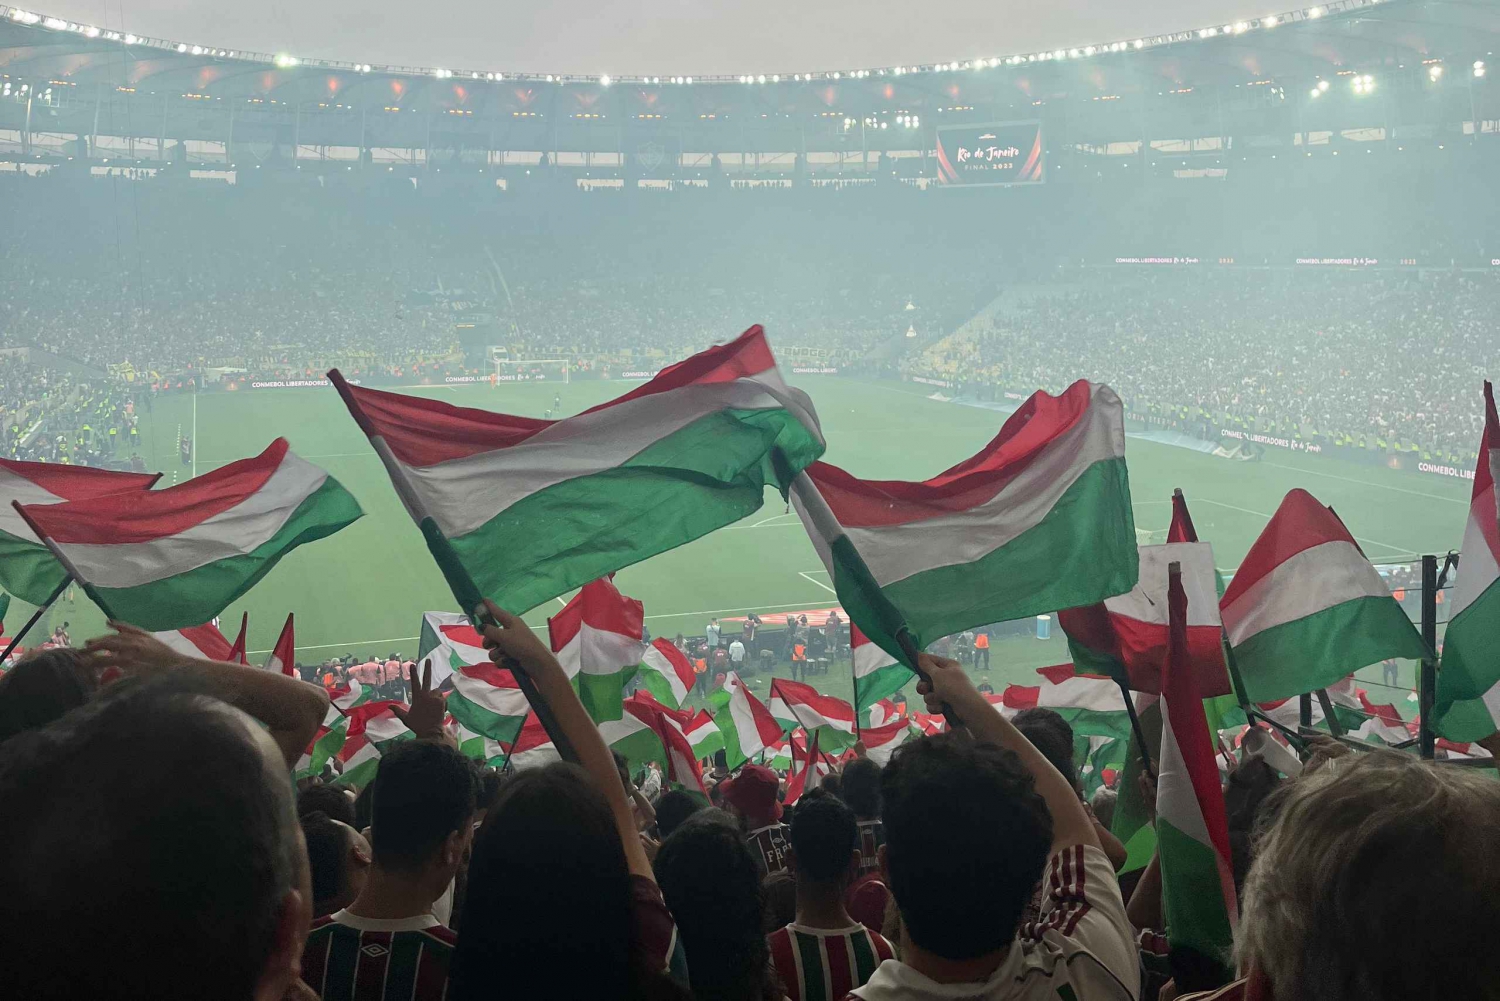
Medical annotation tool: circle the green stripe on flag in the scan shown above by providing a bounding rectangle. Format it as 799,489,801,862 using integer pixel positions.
577,666,638,724
447,692,526,743
855,662,913,713
1157,819,1236,964
449,408,824,613
1232,594,1428,703
1435,581,1500,703
0,531,69,606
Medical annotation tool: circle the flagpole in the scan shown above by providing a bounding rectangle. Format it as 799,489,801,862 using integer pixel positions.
1176,486,1257,716
1118,681,1156,780
327,369,577,764
850,648,862,741
11,501,126,626
0,575,70,664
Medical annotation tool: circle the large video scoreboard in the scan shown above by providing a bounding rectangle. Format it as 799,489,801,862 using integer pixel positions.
934,121,1044,186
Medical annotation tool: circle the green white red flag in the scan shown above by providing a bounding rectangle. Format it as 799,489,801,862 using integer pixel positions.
1058,542,1230,695
13,439,362,631
328,326,824,616
860,716,915,767
996,664,1132,740
783,730,822,806
264,613,295,676
416,612,492,688
296,705,349,778
712,671,783,769
549,577,647,723
638,637,698,709
1434,382,1500,740
153,620,237,662
226,612,249,666
1157,561,1237,969
0,458,159,605
768,676,856,750
790,380,1137,698
447,660,530,744
628,690,724,761
1219,488,1427,703
851,624,905,713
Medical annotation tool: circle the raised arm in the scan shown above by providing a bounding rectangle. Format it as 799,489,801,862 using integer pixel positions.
917,652,1099,852
85,621,329,770
479,600,655,880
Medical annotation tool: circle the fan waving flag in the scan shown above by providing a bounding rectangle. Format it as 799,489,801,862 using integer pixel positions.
1157,561,1237,974
549,577,648,723
1220,489,1428,704
768,677,857,751
13,439,363,631
328,326,823,616
1434,382,1500,740
638,637,698,709
0,459,160,604
264,614,295,676
713,672,783,770
1059,543,1230,695
791,380,1136,680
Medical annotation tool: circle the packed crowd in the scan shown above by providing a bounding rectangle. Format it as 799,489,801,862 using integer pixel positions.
2,600,1495,1001
0,174,998,384
0,354,143,465
908,270,1500,467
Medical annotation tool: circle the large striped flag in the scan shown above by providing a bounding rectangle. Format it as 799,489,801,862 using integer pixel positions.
1157,561,1237,972
628,690,724,761
713,672,783,769
791,380,1137,702
153,620,238,661
549,577,647,723
1058,542,1230,695
0,458,159,604
416,612,492,688
1219,489,1427,704
638,637,698,709
851,624,905,713
13,439,362,631
783,730,822,806
328,326,823,616
626,695,708,797
264,613,295,676
996,664,1132,740
768,677,857,750
1434,382,1500,740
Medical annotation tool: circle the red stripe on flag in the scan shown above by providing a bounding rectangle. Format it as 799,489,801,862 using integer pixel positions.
801,380,1095,528
0,457,159,501
17,438,290,544
439,622,487,648
649,637,698,691
458,660,521,689
770,676,855,725
548,577,644,651
1220,488,1360,604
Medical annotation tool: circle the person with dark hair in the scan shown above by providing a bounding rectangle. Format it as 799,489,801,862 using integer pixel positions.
655,787,706,839
1014,706,1128,872
450,600,688,1000
301,810,372,918
837,755,891,934
302,739,478,1001
0,647,99,745
656,809,781,1001
721,762,792,875
297,781,358,827
848,654,1138,1000
0,677,310,1001
769,791,894,1001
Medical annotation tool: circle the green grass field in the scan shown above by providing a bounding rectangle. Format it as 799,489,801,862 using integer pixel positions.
4,376,1470,713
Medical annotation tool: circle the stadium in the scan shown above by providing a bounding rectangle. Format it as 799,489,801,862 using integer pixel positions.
2,2,1500,994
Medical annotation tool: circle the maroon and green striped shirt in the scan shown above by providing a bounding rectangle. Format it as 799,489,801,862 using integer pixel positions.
768,922,895,1001
302,911,455,1001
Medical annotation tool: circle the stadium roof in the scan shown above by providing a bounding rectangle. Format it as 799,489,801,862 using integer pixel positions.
1,0,1496,155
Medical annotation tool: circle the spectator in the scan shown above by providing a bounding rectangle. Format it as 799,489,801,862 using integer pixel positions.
302,740,478,1000
0,677,310,1001
707,618,721,650
769,791,896,1001
1178,751,1500,1001
656,809,782,1001
301,810,373,918
841,757,885,875
0,647,99,745
451,600,688,998
297,781,358,827
730,637,747,670
1013,707,1129,871
655,787,706,839
722,763,793,875
847,654,1138,999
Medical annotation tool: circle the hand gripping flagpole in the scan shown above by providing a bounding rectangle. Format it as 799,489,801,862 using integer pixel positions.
326,369,577,764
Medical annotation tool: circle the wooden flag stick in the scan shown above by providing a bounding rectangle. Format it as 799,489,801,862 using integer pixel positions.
1118,679,1155,780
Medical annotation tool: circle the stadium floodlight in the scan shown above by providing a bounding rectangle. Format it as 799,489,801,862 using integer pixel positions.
274,53,297,68
1476,61,1487,78
1134,39,1145,48
1318,79,1330,91
1308,6,1323,16
600,74,611,86
1234,21,1249,32
1428,64,1443,81
757,74,765,83
685,76,692,84
1263,15,1278,26
1309,87,1320,97
124,32,136,43
176,43,187,53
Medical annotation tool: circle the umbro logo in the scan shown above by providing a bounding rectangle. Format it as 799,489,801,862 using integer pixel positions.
360,943,389,958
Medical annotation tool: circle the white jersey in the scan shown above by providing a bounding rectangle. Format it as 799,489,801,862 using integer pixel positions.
850,844,1138,1001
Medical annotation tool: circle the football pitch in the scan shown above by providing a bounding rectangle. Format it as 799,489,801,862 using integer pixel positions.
6,377,1472,711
